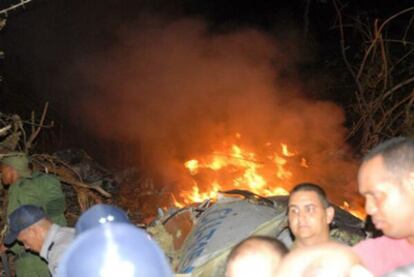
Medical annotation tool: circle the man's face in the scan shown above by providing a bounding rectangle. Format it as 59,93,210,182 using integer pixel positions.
358,155,414,239
288,190,333,246
0,164,15,185
17,227,42,253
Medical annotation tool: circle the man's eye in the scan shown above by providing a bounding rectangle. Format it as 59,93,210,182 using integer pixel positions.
289,208,298,214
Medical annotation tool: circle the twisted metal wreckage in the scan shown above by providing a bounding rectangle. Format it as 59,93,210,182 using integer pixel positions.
0,110,367,276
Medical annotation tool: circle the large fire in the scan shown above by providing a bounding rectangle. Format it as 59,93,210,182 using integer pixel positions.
172,133,365,219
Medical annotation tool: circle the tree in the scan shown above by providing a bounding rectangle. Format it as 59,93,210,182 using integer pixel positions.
333,1,414,153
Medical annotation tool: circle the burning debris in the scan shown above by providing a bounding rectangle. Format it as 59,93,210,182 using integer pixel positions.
180,141,294,204
170,133,365,219
148,191,365,276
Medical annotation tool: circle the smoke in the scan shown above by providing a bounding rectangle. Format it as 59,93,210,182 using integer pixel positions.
68,17,362,208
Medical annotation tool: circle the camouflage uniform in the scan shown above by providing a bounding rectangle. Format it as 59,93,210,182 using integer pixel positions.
7,171,66,277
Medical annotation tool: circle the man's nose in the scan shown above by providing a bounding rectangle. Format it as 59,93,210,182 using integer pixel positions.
365,199,377,215
297,210,307,222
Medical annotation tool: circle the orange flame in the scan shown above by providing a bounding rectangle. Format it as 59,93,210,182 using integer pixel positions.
176,138,301,206
300,158,309,168
281,143,295,157
184,160,199,175
174,135,365,219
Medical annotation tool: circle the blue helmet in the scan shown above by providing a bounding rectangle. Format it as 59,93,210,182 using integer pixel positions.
57,223,174,277
75,204,130,235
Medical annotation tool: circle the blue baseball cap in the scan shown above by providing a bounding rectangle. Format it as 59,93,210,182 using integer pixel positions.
75,204,130,236
4,205,47,245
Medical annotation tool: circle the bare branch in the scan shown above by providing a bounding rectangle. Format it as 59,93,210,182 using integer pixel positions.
0,0,32,17
59,176,112,198
335,4,414,151
0,125,11,136
25,102,49,151
378,6,414,35
383,76,414,100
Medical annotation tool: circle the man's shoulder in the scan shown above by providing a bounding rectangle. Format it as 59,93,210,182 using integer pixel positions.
353,236,411,255
57,226,75,237
15,172,58,189
42,225,74,255
30,172,62,187
353,236,414,275
354,236,392,249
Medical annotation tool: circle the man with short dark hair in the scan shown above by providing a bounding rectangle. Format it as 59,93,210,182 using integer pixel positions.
353,137,414,276
4,205,74,276
225,236,288,277
287,183,335,249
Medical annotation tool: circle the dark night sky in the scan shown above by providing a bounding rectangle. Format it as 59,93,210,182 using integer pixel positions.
0,0,413,167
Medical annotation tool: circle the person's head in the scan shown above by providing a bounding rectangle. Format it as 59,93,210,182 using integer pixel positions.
0,152,31,185
4,205,52,252
358,137,414,243
75,204,130,236
275,241,372,277
288,183,335,248
58,223,174,277
225,236,288,277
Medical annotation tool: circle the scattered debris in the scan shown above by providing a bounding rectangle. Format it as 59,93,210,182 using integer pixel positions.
146,191,365,276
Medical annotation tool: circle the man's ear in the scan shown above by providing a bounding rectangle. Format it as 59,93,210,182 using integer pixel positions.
326,206,335,224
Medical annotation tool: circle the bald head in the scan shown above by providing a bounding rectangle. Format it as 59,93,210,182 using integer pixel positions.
226,236,288,277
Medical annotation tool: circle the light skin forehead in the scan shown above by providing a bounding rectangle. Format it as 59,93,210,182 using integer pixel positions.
228,254,276,277
358,155,398,194
288,190,324,208
228,243,281,277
